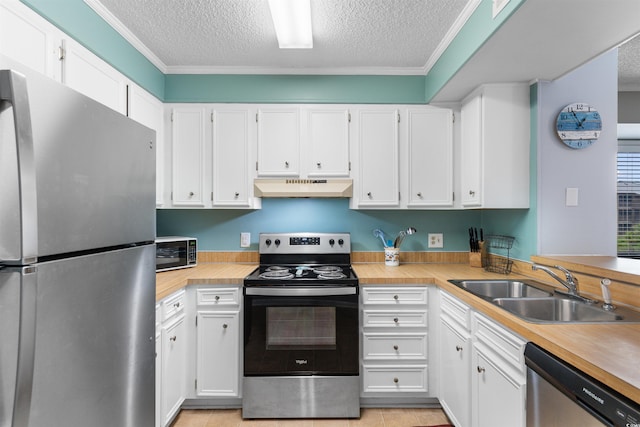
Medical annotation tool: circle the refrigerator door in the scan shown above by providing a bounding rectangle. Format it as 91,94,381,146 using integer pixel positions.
0,57,156,263
25,244,155,427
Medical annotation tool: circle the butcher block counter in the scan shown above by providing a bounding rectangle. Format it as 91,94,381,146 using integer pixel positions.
156,261,640,404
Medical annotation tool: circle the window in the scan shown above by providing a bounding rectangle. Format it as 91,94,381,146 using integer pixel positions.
617,141,640,258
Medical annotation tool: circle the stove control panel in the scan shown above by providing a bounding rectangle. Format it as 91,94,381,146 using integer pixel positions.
260,233,351,254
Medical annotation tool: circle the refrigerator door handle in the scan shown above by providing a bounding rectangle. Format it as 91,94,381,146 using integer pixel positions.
0,69,38,264
12,267,37,427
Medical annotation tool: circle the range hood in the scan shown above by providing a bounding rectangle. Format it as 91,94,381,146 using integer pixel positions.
254,179,353,198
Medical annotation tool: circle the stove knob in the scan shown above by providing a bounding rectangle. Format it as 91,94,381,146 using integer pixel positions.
274,239,281,246
338,239,344,246
265,239,272,246
329,239,335,246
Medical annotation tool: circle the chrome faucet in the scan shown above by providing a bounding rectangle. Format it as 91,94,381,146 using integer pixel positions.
531,264,580,296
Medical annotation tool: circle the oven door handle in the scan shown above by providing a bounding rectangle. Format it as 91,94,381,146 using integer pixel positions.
244,287,357,297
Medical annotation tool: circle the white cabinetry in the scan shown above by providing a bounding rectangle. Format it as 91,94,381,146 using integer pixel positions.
352,108,400,207
306,108,350,177
438,291,472,427
361,286,428,397
257,108,300,176
405,107,453,208
171,107,206,206
158,290,187,427
460,83,530,208
437,290,526,427
195,287,241,397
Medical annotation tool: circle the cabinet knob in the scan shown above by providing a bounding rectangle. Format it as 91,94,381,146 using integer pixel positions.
456,345,463,352
393,317,399,323
417,192,422,198
469,190,475,196
393,294,399,300
393,345,399,351
222,324,228,329
173,302,180,308
477,366,485,374
234,192,239,198
169,336,177,342
367,192,372,198
189,192,194,197
393,377,399,384
317,162,321,168
285,161,289,168
215,295,220,301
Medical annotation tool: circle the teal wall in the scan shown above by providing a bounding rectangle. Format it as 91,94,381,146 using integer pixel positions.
20,0,539,260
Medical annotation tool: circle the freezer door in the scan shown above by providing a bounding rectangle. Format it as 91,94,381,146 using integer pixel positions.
27,245,156,427
0,59,155,263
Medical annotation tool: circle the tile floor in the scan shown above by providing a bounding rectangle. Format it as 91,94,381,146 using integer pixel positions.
171,408,451,427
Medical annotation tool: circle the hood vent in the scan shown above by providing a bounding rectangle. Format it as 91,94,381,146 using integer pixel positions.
254,179,353,198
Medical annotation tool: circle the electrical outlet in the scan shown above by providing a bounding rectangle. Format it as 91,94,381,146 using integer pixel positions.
428,233,443,248
240,232,251,248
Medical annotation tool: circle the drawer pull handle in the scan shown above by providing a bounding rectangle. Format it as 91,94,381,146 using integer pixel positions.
456,345,463,352
222,324,228,329
285,161,289,168
169,336,177,342
215,296,220,301
477,366,485,374
393,317,399,323
234,192,239,198
393,377,399,384
393,345,399,351
417,192,422,198
393,295,399,300
189,191,194,197
173,302,180,308
469,190,475,196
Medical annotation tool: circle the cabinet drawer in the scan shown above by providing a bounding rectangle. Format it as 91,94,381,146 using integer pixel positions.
362,287,427,306
362,365,428,393
196,287,240,307
363,310,427,328
363,333,427,360
440,290,471,330
473,312,526,372
162,290,186,321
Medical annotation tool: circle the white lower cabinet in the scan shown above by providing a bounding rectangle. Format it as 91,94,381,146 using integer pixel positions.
195,287,241,397
438,290,526,427
361,286,429,398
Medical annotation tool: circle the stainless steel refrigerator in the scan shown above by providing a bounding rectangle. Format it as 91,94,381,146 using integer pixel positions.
0,55,156,427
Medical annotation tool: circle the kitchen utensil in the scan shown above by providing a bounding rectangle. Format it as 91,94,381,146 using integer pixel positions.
373,229,388,247
393,227,417,248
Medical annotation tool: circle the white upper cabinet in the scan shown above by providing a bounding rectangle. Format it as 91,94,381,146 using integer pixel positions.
305,108,350,177
171,107,206,206
460,83,530,208
0,0,59,81
405,107,454,208
212,108,257,207
352,108,400,208
257,108,300,176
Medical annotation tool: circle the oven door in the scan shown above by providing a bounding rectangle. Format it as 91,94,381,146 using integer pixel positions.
244,287,359,376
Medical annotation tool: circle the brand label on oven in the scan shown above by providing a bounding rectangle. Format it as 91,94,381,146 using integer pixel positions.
295,359,308,365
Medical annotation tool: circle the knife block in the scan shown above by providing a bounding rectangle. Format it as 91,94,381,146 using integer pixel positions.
469,241,485,268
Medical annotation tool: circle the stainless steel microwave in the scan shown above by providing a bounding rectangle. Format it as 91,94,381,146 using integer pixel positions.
155,236,197,272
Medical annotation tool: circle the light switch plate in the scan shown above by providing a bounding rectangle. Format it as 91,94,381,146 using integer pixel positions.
240,232,251,248
566,188,579,206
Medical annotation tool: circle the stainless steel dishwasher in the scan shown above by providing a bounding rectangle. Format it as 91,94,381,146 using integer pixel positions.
525,343,640,427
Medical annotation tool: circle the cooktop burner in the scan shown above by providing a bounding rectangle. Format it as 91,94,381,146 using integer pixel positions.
257,265,350,280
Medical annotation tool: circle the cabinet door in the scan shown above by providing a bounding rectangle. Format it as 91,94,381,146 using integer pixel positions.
61,37,127,114
439,317,471,427
407,108,453,207
472,346,525,427
129,84,165,206
460,94,482,207
155,328,161,427
306,108,350,177
161,314,187,427
196,311,240,397
0,0,58,80
257,108,299,176
212,109,252,207
356,109,399,206
171,108,206,206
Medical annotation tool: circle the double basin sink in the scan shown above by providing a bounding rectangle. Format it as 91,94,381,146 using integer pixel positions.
448,279,640,323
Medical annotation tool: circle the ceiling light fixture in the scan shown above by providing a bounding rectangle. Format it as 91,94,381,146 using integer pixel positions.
267,0,313,49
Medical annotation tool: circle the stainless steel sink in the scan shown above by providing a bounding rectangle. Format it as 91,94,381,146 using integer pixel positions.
492,297,640,323
448,279,553,299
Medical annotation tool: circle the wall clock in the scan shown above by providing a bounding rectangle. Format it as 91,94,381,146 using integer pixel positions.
556,103,602,149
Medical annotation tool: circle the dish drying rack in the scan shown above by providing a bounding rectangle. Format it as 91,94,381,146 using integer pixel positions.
482,235,515,274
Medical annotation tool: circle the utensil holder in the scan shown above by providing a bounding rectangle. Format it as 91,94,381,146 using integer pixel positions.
484,235,515,274
384,247,400,266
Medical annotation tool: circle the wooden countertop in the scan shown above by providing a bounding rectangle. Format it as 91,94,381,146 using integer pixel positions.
156,261,640,404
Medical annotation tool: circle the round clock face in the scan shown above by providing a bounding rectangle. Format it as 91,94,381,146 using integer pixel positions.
556,103,602,149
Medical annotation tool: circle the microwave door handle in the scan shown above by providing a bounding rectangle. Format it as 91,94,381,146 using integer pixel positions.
0,70,38,264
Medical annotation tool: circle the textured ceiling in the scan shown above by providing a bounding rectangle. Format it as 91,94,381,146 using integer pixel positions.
618,35,640,91
90,0,469,74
